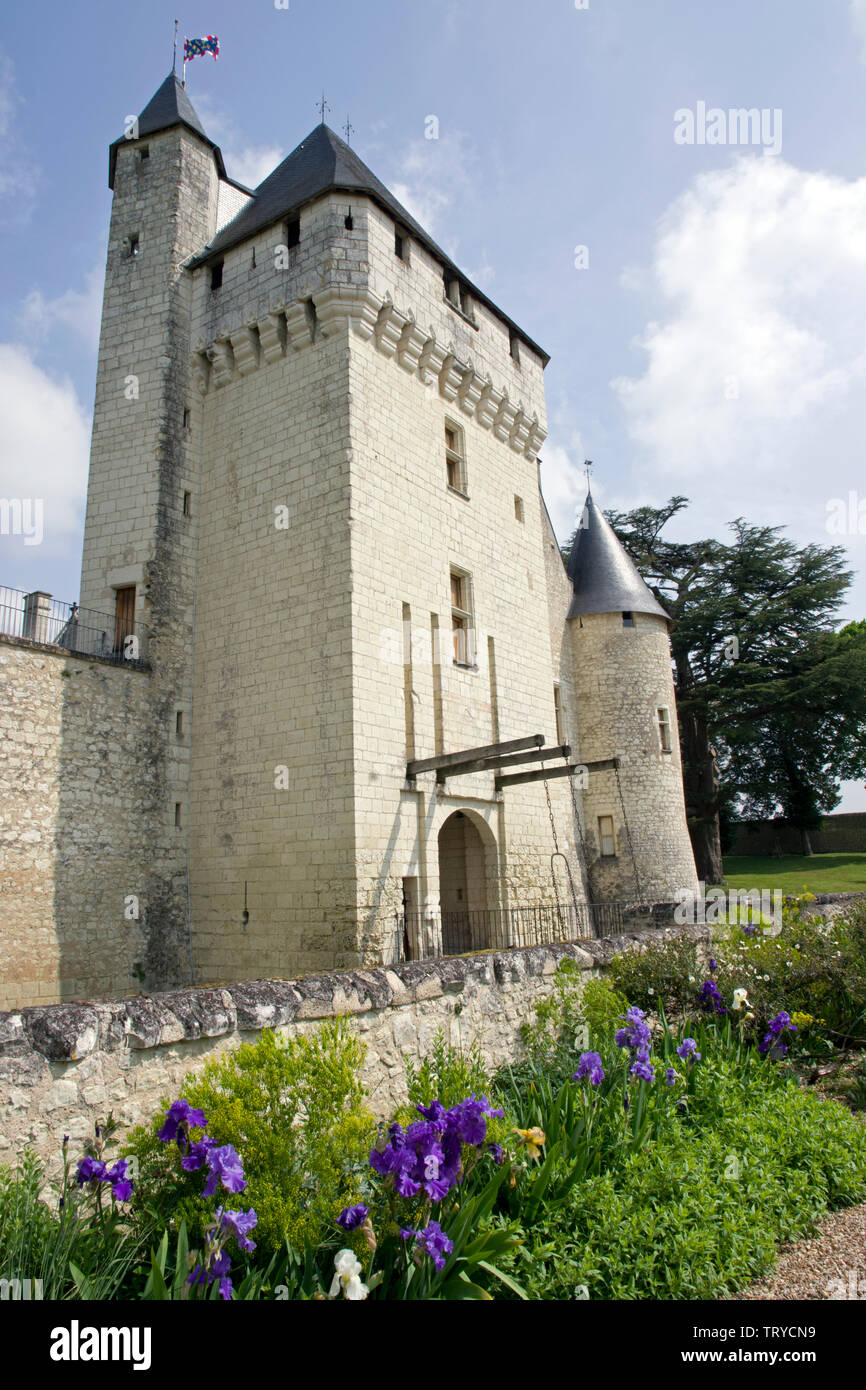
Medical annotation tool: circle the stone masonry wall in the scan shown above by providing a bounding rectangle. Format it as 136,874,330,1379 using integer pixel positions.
0,926,710,1178
0,638,155,1008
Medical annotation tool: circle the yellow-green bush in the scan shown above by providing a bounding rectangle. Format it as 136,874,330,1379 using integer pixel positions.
125,1018,375,1256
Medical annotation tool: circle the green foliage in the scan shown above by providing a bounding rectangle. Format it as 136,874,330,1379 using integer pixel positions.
125,1019,375,1257
403,1028,493,1114
519,958,627,1072
0,1148,148,1300
493,1024,866,1300
608,933,703,1018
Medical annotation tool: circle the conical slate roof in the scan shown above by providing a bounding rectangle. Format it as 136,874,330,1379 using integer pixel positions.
108,74,226,187
566,492,669,621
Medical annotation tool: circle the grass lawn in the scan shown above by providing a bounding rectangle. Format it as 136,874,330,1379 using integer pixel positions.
719,852,866,894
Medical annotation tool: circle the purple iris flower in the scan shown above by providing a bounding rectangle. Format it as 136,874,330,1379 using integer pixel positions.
412,1220,454,1272
76,1157,108,1185
216,1206,258,1253
708,958,718,972
202,1144,247,1197
758,1010,798,1056
573,1051,605,1086
181,1137,216,1172
486,1142,504,1165
157,1099,208,1145
615,1007,652,1053
698,980,728,1014
337,1204,369,1232
189,1248,233,1301
664,1068,678,1086
106,1159,133,1202
630,1055,655,1083
676,1038,701,1062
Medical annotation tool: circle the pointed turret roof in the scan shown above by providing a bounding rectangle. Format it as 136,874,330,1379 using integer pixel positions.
566,491,669,621
108,74,226,187
188,122,549,363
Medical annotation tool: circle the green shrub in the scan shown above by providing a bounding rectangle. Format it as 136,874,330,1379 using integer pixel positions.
125,1018,375,1257
519,959,628,1073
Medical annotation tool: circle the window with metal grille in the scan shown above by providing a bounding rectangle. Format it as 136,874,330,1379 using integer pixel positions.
450,569,474,665
113,586,135,655
598,815,616,858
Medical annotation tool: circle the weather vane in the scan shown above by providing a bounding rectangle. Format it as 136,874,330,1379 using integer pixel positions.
584,459,593,492
343,115,354,145
316,91,331,123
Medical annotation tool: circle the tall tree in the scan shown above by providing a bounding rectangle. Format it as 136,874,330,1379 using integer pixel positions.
562,502,866,881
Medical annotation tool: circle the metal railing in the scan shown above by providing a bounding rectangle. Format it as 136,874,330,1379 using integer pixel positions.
0,586,144,666
395,901,625,961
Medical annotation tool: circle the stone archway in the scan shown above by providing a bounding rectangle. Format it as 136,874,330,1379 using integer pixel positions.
437,810,494,955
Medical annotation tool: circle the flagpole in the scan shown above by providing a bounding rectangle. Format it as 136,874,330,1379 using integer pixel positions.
182,38,187,88
173,19,178,74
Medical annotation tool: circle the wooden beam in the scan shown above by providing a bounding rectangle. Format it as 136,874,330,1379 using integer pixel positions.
407,734,544,778
436,744,571,781
495,763,583,790
581,757,619,774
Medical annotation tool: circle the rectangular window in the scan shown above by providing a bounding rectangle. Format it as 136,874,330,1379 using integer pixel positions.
444,273,460,306
286,217,300,248
175,710,184,738
126,234,140,259
182,407,191,429
514,495,524,523
174,802,182,828
183,491,191,517
657,706,673,753
394,227,407,260
113,585,135,654
509,331,521,363
622,611,635,627
460,286,473,319
450,569,474,665
598,815,616,858
445,421,466,494
210,260,223,290
139,146,149,161
553,685,564,745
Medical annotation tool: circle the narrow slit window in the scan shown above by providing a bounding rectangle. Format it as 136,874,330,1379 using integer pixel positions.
514,495,524,523
509,331,521,363
210,260,223,290
394,227,406,260
174,803,183,828
139,146,149,162
553,685,564,745
126,234,140,259
657,706,673,753
598,815,616,858
183,491,191,516
175,710,184,737
445,421,466,494
286,217,300,248
113,585,135,654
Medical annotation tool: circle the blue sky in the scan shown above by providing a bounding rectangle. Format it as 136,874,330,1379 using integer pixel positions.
2,0,866,809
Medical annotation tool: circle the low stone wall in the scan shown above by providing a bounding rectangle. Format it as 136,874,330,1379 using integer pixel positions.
729,813,866,857
0,927,709,1176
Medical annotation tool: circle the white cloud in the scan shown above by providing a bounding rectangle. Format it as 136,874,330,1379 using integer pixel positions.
227,143,284,189
539,440,588,542
19,265,104,349
0,345,90,560
612,155,866,620
0,53,37,221
390,130,479,253
851,0,866,62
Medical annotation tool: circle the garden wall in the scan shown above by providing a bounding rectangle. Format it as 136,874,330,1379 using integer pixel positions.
0,927,709,1177
729,812,866,857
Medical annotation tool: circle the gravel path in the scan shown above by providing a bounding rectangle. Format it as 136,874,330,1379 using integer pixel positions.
731,1203,866,1300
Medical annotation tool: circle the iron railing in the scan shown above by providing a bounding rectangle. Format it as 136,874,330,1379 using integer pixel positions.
395,901,625,961
0,586,144,666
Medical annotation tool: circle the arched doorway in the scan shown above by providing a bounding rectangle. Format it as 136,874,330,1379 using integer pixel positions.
437,810,492,955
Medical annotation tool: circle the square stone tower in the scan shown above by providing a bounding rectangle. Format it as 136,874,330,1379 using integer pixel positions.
78,75,696,991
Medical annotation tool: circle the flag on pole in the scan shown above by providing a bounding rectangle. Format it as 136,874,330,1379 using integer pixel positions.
184,36,219,61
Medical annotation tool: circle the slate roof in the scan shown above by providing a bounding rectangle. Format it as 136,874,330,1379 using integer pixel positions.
108,74,228,188
566,492,669,621
188,122,549,364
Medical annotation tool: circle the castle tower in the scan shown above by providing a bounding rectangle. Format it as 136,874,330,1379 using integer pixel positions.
78,75,225,986
565,491,699,905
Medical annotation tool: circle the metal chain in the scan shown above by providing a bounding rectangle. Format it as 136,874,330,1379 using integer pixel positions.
614,758,644,906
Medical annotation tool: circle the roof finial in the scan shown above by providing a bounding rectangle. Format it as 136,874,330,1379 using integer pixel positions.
316,91,331,124
584,459,593,495
343,115,354,145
